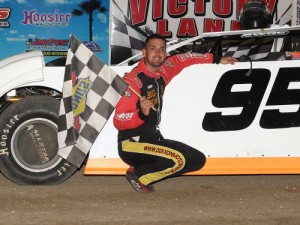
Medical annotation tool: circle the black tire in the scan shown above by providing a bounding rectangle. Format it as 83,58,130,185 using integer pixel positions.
0,95,78,185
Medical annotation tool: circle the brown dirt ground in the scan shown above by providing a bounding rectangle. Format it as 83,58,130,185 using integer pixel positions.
0,169,299,225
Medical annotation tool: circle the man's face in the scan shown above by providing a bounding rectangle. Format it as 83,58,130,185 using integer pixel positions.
142,38,167,72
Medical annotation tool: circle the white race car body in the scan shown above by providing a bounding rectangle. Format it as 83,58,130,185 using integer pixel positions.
86,60,300,175
86,25,300,175
1,25,300,185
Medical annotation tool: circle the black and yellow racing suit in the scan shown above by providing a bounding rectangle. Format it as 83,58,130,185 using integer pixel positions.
113,52,215,185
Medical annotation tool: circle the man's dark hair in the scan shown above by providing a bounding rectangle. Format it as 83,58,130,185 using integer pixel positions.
144,34,166,48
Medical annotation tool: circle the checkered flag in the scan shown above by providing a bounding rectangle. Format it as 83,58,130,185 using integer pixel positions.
110,0,147,65
57,34,129,168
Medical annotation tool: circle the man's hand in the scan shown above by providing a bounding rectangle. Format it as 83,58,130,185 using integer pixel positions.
220,56,238,65
140,97,155,116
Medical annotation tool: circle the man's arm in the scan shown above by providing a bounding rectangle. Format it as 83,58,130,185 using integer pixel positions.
220,56,239,64
162,52,214,84
162,53,237,84
113,79,146,131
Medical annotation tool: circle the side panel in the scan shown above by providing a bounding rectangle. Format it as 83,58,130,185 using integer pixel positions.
85,60,300,175
85,158,300,175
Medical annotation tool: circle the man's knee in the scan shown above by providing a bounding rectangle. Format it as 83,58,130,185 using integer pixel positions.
190,150,206,171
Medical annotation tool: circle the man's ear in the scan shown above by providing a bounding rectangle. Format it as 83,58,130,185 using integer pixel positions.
142,49,146,57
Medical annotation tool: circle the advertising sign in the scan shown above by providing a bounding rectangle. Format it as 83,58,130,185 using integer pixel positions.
110,0,292,64
0,0,110,64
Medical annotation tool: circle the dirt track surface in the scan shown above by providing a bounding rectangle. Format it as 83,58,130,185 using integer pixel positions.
1,170,300,225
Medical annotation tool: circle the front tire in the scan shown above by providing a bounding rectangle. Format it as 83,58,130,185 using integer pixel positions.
0,95,77,185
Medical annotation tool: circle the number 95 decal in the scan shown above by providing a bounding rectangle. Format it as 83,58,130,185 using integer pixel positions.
202,67,300,131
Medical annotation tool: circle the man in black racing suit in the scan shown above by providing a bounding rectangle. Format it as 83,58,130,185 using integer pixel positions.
113,34,237,193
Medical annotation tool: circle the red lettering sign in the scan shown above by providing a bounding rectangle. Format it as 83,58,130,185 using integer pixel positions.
153,0,164,20
213,0,233,17
0,8,10,20
204,18,225,32
129,0,149,25
177,18,198,37
168,0,188,17
193,0,210,16
231,20,241,30
157,20,172,37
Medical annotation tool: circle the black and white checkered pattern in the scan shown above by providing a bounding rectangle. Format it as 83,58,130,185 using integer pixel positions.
222,37,274,60
58,34,129,168
275,3,292,26
110,0,147,65
222,2,293,60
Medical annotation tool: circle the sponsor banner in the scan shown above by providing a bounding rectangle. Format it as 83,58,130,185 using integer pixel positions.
0,0,110,64
110,0,292,64
0,8,11,28
113,0,289,37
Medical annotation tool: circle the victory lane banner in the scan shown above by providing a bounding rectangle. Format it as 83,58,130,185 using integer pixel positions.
57,34,128,168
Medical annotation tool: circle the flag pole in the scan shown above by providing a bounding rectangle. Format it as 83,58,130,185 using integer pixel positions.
128,86,157,112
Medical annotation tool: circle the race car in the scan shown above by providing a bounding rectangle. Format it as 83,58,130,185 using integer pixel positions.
0,25,300,185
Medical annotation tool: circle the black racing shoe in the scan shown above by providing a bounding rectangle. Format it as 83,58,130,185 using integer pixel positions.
125,167,154,193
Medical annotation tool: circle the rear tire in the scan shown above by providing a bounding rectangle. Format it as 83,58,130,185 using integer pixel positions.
0,95,77,185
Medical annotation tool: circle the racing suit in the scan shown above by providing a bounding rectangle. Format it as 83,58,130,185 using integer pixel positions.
113,52,217,186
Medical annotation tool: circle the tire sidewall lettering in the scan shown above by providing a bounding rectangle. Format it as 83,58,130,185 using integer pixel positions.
0,96,76,185
0,115,19,156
